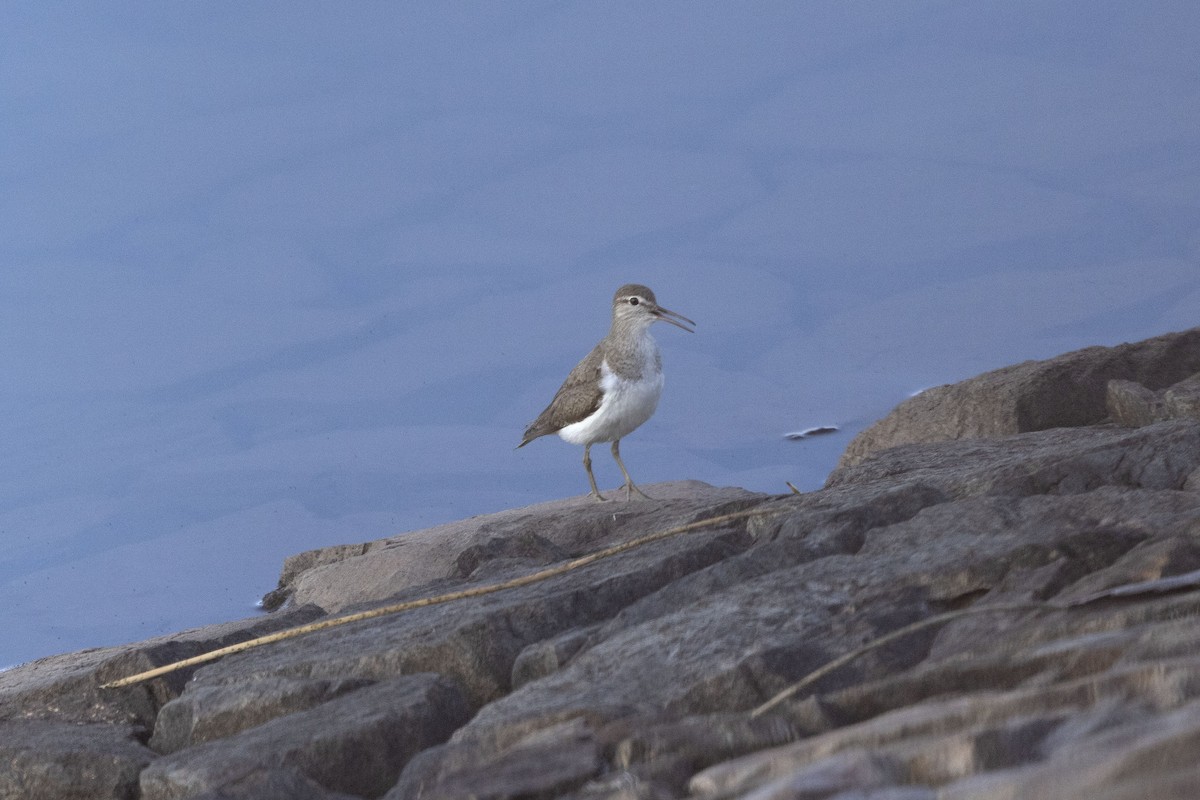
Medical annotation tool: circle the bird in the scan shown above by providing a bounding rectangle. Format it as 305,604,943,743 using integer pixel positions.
518,283,694,501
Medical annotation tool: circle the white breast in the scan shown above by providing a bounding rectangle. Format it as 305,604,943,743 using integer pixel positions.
558,344,663,446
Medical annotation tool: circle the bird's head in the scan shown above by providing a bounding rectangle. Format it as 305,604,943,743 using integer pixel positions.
611,284,695,333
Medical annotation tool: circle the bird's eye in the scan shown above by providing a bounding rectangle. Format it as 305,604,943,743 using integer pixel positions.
629,297,640,306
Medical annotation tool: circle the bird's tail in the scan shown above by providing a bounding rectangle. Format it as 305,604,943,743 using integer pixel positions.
516,422,551,449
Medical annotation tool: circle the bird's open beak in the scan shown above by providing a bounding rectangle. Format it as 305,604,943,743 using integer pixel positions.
652,305,696,332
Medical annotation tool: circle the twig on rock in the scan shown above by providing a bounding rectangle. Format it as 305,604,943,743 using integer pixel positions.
102,503,790,689
750,602,1053,717
751,576,1200,719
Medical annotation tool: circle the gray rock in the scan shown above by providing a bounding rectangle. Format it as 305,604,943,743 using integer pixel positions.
150,675,374,753
1104,372,1200,430
175,496,761,723
1105,378,1167,427
938,698,1200,800
1164,372,1200,419
827,420,1200,497
271,481,763,613
0,604,324,729
385,717,601,800
183,768,363,800
691,748,906,799
140,674,468,800
0,720,153,800
611,712,800,772
262,543,371,611
1054,534,1200,603
839,326,1200,467
511,624,602,689
435,486,1198,755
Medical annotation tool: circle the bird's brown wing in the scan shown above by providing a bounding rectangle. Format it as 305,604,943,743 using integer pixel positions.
518,344,605,446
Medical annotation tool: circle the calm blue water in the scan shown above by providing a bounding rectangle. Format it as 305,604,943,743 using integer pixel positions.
2,2,1199,666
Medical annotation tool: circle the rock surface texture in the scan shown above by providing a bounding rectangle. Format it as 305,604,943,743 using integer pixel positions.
4,326,1200,799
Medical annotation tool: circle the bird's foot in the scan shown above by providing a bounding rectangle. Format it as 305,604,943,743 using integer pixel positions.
624,482,653,501
590,490,609,502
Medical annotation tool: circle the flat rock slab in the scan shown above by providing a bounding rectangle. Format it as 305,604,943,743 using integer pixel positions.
0,604,325,729
827,419,1200,497
177,496,759,712
150,675,374,753
839,326,1200,467
387,717,602,800
181,768,362,800
0,720,154,800
140,674,468,800
267,480,762,613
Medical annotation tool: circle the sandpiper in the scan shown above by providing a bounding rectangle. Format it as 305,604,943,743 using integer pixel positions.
518,284,694,501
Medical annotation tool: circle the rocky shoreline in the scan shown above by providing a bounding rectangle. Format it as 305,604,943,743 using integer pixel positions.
4,327,1200,799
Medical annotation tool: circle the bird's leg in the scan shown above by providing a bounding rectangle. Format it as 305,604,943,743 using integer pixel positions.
583,443,607,501
611,439,652,500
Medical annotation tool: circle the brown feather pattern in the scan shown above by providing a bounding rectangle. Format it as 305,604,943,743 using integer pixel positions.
518,343,605,446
